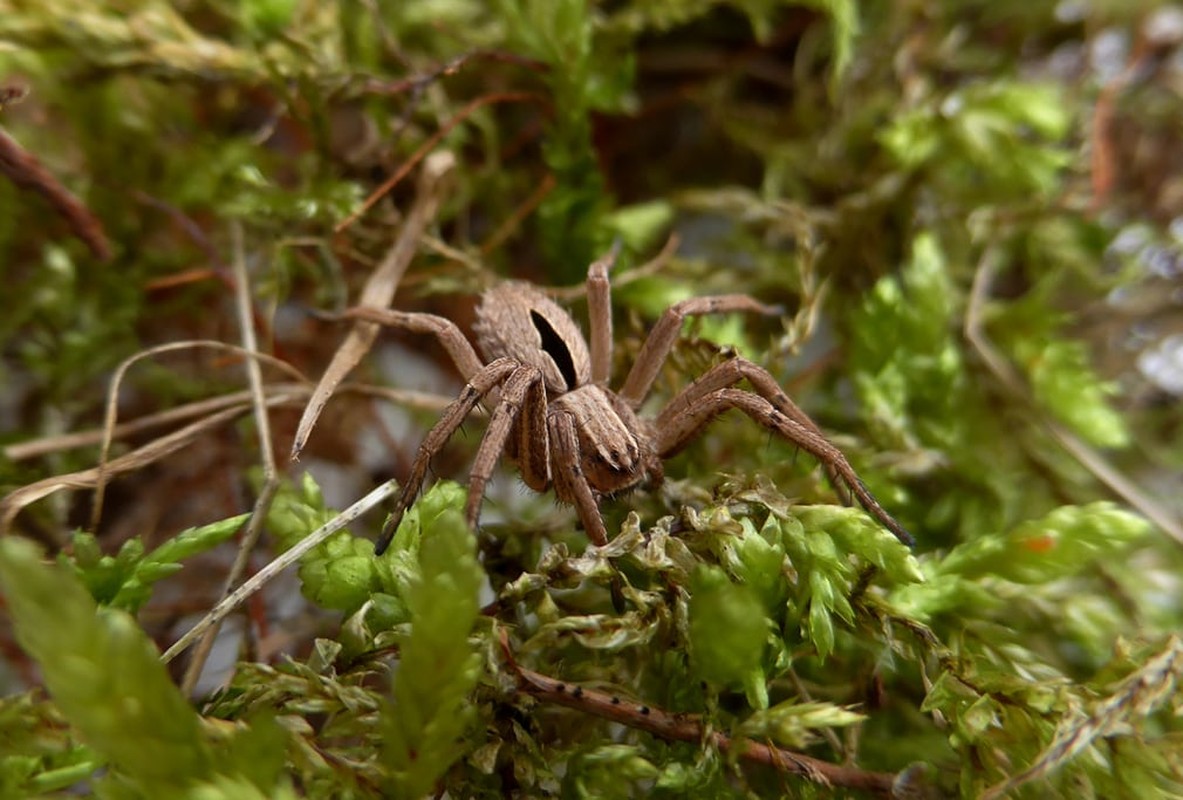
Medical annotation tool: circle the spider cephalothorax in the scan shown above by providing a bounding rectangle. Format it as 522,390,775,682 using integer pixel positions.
349,251,912,553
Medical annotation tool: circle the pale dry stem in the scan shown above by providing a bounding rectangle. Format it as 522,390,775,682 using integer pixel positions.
291,150,456,460
160,479,401,664
88,340,306,534
181,221,283,694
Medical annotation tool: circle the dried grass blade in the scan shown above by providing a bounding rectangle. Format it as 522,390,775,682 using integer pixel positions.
181,221,284,694
160,479,400,664
290,151,456,461
1,405,246,534
90,340,307,533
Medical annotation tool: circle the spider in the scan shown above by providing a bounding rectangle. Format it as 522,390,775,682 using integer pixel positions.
347,251,913,554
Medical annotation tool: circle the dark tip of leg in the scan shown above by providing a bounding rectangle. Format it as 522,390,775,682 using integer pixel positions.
853,478,914,547
374,510,403,555
888,519,915,548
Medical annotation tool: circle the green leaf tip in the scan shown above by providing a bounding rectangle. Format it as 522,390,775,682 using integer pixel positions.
739,700,867,751
688,564,771,708
65,514,247,614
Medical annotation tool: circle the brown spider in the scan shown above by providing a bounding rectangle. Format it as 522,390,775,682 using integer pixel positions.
348,251,912,554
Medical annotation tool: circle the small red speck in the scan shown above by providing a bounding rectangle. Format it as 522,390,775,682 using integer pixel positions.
1022,535,1056,553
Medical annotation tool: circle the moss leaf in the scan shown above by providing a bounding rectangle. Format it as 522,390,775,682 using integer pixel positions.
381,503,485,797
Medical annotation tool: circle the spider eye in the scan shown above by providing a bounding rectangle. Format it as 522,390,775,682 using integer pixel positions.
530,309,579,389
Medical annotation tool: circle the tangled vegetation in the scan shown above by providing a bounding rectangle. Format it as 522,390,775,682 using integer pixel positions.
2,1,1182,798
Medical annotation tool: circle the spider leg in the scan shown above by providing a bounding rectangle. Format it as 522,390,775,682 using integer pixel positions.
374,357,518,555
514,377,551,491
339,306,484,381
586,245,620,385
657,355,847,494
463,365,545,528
619,295,782,409
549,411,610,546
654,388,913,546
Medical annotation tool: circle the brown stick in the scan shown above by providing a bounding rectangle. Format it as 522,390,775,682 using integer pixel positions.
499,630,900,795
0,126,112,261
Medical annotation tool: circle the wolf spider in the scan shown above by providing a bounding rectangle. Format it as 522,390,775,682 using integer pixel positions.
349,252,912,554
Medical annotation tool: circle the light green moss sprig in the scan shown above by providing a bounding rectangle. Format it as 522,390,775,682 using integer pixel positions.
381,505,485,798
689,563,772,708
65,514,247,614
267,475,470,639
892,502,1150,623
881,81,1072,200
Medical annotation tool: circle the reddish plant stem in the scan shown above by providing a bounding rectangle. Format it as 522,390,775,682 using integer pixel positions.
0,127,112,261
334,90,545,235
499,631,899,796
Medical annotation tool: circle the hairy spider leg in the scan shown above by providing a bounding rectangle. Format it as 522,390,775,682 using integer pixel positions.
585,248,618,386
548,410,610,546
513,376,550,491
463,365,545,529
654,388,914,546
374,357,518,554
656,355,850,500
618,295,782,409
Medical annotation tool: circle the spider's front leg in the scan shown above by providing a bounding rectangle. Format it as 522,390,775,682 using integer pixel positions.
338,306,484,380
374,357,518,555
548,411,610,547
462,365,547,529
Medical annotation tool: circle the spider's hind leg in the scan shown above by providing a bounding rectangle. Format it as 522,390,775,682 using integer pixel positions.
657,356,862,515
653,387,913,547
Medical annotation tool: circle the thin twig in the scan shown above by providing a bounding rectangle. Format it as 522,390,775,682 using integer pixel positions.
549,232,682,301
160,479,401,664
4,383,462,463
479,172,556,255
181,222,284,694
333,91,541,234
497,629,901,796
89,341,304,533
0,126,112,260
965,247,1183,546
0,398,298,534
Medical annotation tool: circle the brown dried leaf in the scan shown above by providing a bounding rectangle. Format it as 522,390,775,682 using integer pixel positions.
290,150,456,460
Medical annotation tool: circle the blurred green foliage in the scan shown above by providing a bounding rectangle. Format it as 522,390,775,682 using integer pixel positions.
2,0,1182,798
65,515,247,614
0,538,294,799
